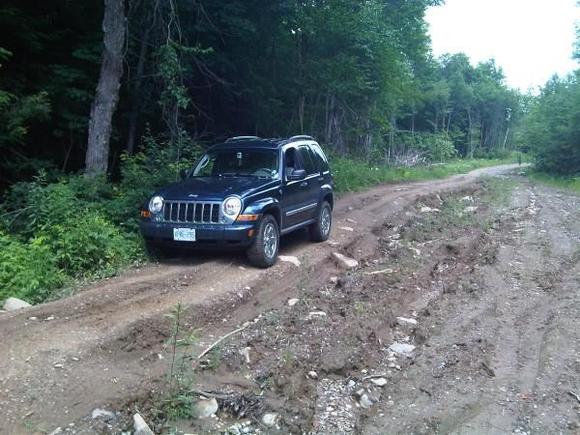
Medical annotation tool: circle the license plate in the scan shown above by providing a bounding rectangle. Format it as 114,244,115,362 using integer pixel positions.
173,228,196,242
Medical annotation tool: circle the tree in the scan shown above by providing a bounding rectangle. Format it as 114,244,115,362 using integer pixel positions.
84,0,126,175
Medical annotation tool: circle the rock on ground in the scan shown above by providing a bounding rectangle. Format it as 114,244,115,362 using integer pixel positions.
287,298,300,306
91,408,115,420
279,255,301,267
262,412,279,427
133,413,154,435
332,252,359,269
3,297,31,311
192,397,219,419
388,342,416,356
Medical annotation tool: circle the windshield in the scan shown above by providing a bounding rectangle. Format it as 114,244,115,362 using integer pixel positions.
192,149,279,178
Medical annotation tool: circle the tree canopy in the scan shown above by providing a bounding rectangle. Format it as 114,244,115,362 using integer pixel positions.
2,0,567,188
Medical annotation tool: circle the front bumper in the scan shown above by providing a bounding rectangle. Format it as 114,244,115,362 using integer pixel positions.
139,220,257,249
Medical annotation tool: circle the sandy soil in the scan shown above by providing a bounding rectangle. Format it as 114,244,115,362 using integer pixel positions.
1,165,578,435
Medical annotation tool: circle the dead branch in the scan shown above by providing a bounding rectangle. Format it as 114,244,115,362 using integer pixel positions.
196,325,247,361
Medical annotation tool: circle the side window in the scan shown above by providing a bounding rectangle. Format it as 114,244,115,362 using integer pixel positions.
297,146,317,175
310,144,329,172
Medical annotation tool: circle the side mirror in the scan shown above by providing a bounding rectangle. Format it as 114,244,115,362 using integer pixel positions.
289,169,306,181
179,169,188,180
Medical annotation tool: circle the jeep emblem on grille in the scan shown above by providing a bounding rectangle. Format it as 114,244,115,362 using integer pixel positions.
188,194,199,198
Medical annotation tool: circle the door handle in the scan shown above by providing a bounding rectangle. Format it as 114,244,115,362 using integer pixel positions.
300,181,308,187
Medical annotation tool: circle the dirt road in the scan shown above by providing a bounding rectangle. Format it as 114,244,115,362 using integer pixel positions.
1,165,578,435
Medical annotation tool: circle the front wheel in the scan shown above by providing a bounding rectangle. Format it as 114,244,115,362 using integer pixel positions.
309,201,332,242
246,214,280,268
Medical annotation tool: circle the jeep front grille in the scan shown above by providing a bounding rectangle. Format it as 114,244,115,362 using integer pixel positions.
162,201,221,224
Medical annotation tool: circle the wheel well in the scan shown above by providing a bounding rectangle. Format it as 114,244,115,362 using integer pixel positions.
262,206,281,227
323,193,334,209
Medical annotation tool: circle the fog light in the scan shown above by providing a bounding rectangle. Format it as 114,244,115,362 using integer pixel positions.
141,210,151,218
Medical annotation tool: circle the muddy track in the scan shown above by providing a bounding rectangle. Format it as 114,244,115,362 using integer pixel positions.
0,165,523,434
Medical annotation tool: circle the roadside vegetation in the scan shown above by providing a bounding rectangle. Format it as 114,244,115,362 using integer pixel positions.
526,171,580,194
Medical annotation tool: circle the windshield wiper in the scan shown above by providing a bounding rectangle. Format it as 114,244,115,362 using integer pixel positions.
219,172,255,177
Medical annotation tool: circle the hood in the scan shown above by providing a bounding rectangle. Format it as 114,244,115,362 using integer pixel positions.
157,176,278,201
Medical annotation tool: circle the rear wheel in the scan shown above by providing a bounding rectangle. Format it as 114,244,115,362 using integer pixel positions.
246,214,280,268
309,201,332,242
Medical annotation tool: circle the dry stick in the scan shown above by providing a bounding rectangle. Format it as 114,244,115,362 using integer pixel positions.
196,326,247,362
362,374,389,381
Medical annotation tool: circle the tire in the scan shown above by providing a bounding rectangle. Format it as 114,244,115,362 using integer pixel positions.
309,201,332,242
246,214,280,268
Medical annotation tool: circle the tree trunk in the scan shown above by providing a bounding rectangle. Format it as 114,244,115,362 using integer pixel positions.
85,0,126,175
467,108,473,158
126,14,151,155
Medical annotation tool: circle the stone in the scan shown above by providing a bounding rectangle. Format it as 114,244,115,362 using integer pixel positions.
370,378,388,387
389,342,416,356
48,428,62,435
359,394,374,409
240,347,251,364
3,297,31,311
261,412,278,427
420,206,439,213
329,276,339,284
307,370,318,379
465,206,478,213
396,317,418,326
287,298,300,306
192,398,219,419
332,252,359,269
279,255,301,267
92,408,115,420
338,226,354,232
133,413,154,435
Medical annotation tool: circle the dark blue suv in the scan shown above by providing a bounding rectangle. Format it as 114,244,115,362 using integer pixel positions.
139,135,334,267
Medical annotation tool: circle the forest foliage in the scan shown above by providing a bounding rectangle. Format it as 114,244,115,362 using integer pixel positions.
0,0,577,302
1,0,521,185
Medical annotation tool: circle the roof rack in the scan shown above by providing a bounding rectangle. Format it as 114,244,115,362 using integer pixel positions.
225,135,261,143
287,135,314,142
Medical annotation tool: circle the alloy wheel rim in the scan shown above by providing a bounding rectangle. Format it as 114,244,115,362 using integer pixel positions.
264,223,277,259
321,207,331,235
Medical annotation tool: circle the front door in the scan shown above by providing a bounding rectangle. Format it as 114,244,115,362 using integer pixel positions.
280,145,319,230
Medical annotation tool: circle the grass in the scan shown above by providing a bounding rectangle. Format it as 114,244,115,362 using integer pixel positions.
526,171,580,194
402,177,516,244
331,156,519,194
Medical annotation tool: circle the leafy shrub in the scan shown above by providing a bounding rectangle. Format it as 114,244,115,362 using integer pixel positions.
0,232,66,303
39,213,141,277
0,134,200,303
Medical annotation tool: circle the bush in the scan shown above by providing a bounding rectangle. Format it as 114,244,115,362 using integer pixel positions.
0,232,66,303
0,135,200,303
40,213,141,277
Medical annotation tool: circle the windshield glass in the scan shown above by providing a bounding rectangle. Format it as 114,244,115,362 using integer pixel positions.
192,149,279,178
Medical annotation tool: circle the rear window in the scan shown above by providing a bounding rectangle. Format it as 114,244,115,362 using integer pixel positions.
310,144,329,172
298,146,317,175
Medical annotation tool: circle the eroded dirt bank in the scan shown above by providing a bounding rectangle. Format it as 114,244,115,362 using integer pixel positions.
1,165,579,434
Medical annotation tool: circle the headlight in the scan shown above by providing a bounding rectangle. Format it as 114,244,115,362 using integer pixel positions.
149,195,164,213
222,196,242,219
